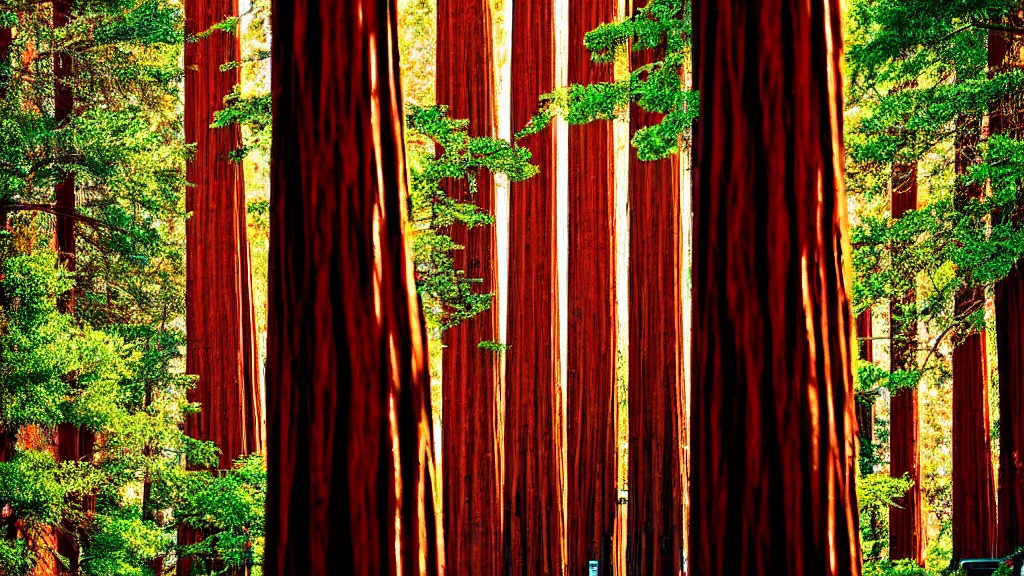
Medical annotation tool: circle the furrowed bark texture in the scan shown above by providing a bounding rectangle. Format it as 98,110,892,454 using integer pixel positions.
265,0,443,573
183,0,262,467
690,0,862,575
567,0,618,574
993,24,1024,556
505,0,564,573
855,310,874,475
888,162,924,565
182,0,262,571
626,8,683,576
950,113,996,564
436,1,503,574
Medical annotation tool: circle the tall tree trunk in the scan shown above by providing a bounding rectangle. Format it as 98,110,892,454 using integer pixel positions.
567,0,618,574
950,112,996,565
264,0,442,573
690,0,862,575
182,0,262,570
993,22,1024,556
52,2,87,573
436,1,503,574
888,162,925,565
856,310,874,475
504,1,563,574
626,4,684,575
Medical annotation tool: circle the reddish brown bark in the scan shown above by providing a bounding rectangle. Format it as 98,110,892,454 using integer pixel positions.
181,0,261,570
993,23,1024,556
264,0,442,573
626,7,684,575
567,0,618,574
690,0,862,574
504,0,563,573
888,163,924,565
436,1,503,574
950,113,996,564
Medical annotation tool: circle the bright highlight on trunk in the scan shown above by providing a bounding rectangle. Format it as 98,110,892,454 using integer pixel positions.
690,0,862,574
265,0,443,572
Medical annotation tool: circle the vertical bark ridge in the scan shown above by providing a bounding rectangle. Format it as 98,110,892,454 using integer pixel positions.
950,112,996,564
567,0,618,574
265,0,443,572
626,4,683,575
690,0,862,574
888,162,924,565
436,1,503,574
504,0,564,573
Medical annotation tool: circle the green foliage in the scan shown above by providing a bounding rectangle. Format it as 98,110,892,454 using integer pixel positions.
859,474,915,562
406,104,537,333
862,559,935,576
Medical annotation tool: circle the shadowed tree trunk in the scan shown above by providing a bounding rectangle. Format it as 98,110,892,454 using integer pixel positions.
181,0,262,570
950,112,996,565
567,0,618,574
504,0,564,573
264,0,443,573
52,1,88,572
436,1,503,574
690,0,862,574
888,162,924,566
625,4,684,576
993,23,1024,556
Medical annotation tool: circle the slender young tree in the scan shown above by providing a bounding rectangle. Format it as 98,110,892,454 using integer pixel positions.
504,0,564,573
993,23,1024,556
888,162,925,566
567,0,618,574
689,0,862,574
950,112,996,564
265,0,443,573
436,1,503,573
856,309,874,475
626,5,683,575
183,0,262,466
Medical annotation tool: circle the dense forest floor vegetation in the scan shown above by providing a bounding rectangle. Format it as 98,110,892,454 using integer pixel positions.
1,0,1024,574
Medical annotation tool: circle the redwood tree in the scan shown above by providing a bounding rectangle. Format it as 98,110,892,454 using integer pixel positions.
950,112,996,564
993,24,1024,556
504,0,564,572
889,162,924,565
183,0,262,469
436,1,503,573
264,0,442,573
626,6,683,576
690,0,862,574
567,0,618,574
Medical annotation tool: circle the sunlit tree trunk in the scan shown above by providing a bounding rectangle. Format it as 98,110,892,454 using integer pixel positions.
504,0,564,573
888,162,924,566
436,1,503,574
264,0,443,573
567,0,618,574
993,23,1024,556
181,0,262,570
625,4,684,575
690,0,862,574
950,112,996,565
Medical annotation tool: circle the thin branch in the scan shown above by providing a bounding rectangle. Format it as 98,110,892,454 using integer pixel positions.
2,203,108,231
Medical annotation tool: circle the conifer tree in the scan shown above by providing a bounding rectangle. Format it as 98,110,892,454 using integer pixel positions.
504,0,564,572
626,3,683,574
264,0,443,573
435,1,503,573
567,0,619,573
689,0,862,574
